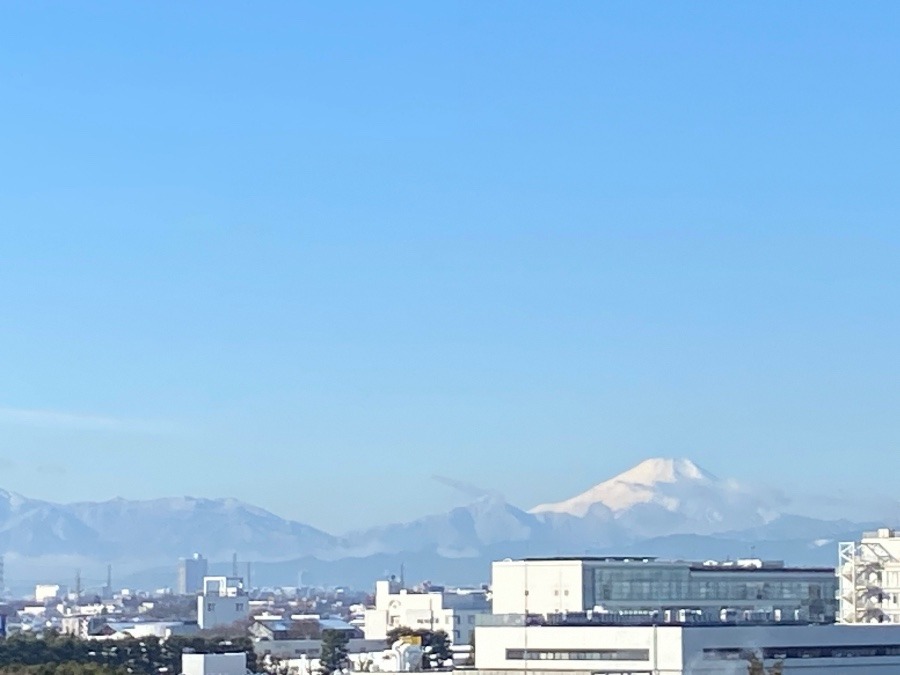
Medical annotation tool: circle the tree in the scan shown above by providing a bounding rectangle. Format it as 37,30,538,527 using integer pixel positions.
747,654,784,675
0,633,256,675
384,628,451,670
385,627,416,648
422,631,452,670
319,630,349,675
0,663,127,675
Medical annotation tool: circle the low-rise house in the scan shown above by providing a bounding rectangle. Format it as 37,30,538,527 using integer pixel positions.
252,616,381,660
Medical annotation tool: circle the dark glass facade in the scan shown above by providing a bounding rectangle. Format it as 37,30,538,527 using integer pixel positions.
587,564,836,623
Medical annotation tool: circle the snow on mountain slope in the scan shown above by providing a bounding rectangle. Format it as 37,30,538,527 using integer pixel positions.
65,496,336,560
0,490,334,562
0,456,880,584
336,496,542,558
530,458,782,536
531,458,714,516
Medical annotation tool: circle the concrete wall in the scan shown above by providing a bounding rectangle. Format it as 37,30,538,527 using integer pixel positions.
365,585,486,644
198,594,249,630
475,623,900,675
182,653,246,675
254,638,384,659
491,561,586,616
474,624,682,674
681,624,900,674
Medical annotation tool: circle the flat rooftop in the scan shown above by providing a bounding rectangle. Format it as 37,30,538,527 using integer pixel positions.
515,556,658,562
508,556,832,573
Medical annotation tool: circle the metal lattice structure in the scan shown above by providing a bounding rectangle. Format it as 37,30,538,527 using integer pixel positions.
838,530,900,624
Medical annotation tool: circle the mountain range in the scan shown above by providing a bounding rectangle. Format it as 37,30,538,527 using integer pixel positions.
0,458,888,590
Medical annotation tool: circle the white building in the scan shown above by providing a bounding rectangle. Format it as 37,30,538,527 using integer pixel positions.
35,584,64,603
474,620,900,674
198,576,249,630
267,641,425,675
182,653,246,675
364,579,489,645
492,556,836,623
254,637,385,660
839,527,900,624
179,553,209,595
250,615,381,659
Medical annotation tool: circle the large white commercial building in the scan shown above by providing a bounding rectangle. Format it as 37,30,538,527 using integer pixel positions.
364,579,490,645
474,621,900,674
198,576,249,630
839,527,900,624
475,555,900,674
492,556,836,623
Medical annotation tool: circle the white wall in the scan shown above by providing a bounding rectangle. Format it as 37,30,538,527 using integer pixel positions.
681,624,900,673
365,585,486,644
254,638,384,659
35,585,62,603
491,560,586,616
476,623,900,675
127,622,197,639
182,653,246,675
198,575,249,630
198,594,249,630
474,624,682,674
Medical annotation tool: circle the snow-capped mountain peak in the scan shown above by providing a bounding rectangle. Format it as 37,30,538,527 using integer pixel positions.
612,457,713,486
530,457,727,518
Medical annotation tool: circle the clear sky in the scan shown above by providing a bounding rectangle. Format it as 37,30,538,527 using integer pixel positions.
2,1,900,532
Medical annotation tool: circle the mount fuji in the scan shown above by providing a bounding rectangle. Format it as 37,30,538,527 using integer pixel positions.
530,457,783,538
0,458,886,589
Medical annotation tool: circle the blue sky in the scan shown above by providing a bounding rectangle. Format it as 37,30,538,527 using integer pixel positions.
2,1,900,531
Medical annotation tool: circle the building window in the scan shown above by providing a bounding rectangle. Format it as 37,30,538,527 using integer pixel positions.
236,603,244,611
207,603,215,612
704,645,900,660
506,649,650,661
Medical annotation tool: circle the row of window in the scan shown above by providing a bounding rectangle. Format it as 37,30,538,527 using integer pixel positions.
592,574,834,603
206,602,244,611
391,614,476,625
704,645,900,660
506,649,650,661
